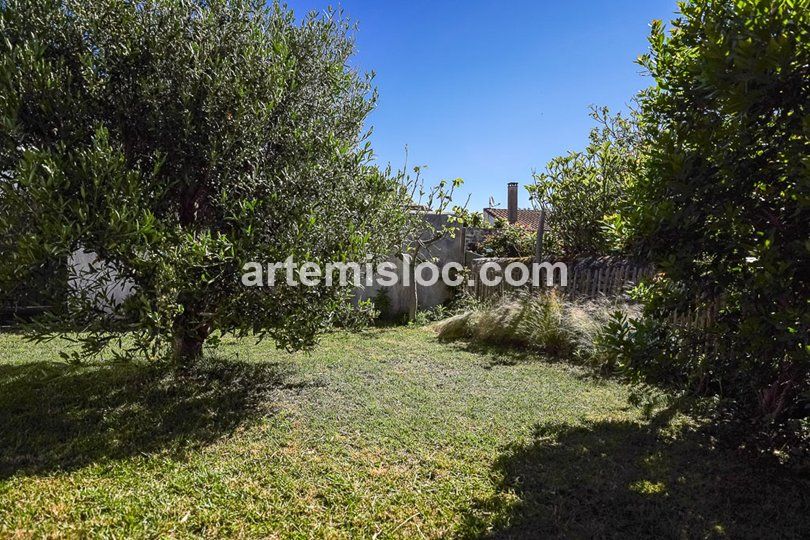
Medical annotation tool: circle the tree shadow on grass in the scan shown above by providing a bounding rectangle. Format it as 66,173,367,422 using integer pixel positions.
460,418,810,539
438,339,568,370
0,356,312,479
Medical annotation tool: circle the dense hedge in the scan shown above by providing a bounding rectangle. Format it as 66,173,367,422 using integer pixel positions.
621,0,809,420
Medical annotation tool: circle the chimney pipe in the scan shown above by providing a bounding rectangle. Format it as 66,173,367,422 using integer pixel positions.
507,182,518,225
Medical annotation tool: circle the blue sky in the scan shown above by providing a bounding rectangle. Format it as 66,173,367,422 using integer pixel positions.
284,0,677,211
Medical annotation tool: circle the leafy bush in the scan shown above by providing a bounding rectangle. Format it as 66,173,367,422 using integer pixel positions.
371,289,393,322
451,208,492,229
478,220,536,257
529,107,640,258
623,0,809,419
332,299,380,331
411,304,451,326
598,311,681,382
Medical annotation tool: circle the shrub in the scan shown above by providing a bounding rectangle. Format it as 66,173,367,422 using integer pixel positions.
623,0,809,419
478,220,536,257
597,311,682,382
371,289,393,323
529,107,640,258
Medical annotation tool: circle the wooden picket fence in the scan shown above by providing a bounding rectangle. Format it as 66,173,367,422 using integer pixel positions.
564,257,655,297
667,297,723,330
468,256,654,301
468,257,534,302
665,296,726,359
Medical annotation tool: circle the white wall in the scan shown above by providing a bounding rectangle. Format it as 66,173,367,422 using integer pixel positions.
68,249,134,313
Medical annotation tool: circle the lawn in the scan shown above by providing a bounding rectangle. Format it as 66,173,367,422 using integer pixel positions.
0,327,807,538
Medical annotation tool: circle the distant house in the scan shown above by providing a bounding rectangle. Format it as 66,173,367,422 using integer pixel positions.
483,182,544,230
483,207,545,230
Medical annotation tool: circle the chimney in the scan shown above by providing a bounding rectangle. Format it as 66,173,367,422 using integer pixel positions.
507,182,518,225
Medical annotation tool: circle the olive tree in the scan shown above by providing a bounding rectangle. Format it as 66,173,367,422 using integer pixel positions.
0,0,409,362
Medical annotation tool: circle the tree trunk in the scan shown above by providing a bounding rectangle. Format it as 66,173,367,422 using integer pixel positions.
173,333,206,364
408,274,418,322
535,209,546,263
534,209,546,293
172,307,211,365
406,253,419,322
173,184,211,364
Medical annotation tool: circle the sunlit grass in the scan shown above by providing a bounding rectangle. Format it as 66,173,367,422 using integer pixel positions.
0,327,806,538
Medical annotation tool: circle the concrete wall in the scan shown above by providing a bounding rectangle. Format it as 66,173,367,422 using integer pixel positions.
355,214,468,318
69,215,484,319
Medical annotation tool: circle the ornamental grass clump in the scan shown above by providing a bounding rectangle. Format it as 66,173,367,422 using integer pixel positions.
434,290,637,364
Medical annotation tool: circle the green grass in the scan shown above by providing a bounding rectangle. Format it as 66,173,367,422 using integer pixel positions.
0,327,807,538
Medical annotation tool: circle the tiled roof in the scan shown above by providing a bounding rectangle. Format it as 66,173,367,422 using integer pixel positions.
483,208,546,231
